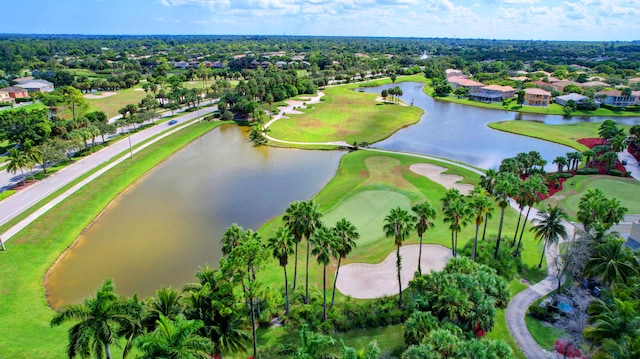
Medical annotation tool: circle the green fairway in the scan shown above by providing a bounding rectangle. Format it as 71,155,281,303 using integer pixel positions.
543,175,640,219
267,82,424,144
85,86,148,117
323,190,411,246
489,120,632,151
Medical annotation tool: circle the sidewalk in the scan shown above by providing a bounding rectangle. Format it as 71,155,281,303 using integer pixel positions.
619,148,640,180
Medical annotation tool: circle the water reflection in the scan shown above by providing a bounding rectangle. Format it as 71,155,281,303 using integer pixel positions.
46,125,343,308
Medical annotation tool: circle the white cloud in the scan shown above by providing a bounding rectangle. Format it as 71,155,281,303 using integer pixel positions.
500,0,538,4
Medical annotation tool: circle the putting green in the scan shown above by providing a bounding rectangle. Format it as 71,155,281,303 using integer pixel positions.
323,190,412,246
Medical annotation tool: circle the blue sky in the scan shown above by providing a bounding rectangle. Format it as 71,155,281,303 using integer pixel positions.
3,0,640,41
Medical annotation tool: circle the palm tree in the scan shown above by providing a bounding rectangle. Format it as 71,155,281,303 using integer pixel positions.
599,151,618,172
6,148,29,186
23,141,43,177
283,201,303,292
585,237,639,287
136,314,213,359
468,189,493,262
583,149,595,168
493,172,517,259
411,201,437,273
221,223,245,257
583,298,640,347
610,133,627,153
530,205,568,268
515,174,547,257
299,200,323,304
552,156,568,173
331,218,359,307
50,279,136,359
144,287,184,331
440,189,469,257
267,226,295,314
577,189,627,238
478,169,498,241
383,207,416,305
311,225,338,322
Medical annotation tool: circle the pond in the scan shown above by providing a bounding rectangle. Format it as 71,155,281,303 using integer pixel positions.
46,125,343,308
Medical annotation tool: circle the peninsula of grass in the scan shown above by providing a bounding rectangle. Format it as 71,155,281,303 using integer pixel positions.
542,174,640,220
0,120,228,359
488,120,633,152
266,82,424,144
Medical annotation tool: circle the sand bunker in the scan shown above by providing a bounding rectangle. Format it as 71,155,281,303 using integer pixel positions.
84,91,116,99
410,163,474,195
336,244,453,299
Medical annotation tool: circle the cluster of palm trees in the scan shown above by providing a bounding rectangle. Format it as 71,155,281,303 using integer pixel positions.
6,141,42,186
50,271,248,359
380,86,403,103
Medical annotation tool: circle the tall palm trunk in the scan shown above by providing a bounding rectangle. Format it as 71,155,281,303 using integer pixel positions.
515,207,532,257
472,223,480,261
331,256,342,307
322,264,327,322
482,212,489,241
450,230,455,256
293,242,298,291
104,343,112,359
284,266,290,315
305,240,310,304
494,207,506,259
538,240,547,268
396,245,403,305
512,206,524,247
417,234,423,274
248,273,257,359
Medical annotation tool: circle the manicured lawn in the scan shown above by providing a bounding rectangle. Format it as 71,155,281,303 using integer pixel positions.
85,86,148,117
525,315,566,350
543,175,640,219
488,121,632,152
0,120,228,359
267,83,424,144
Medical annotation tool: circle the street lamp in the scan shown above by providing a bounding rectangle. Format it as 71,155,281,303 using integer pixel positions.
127,127,133,159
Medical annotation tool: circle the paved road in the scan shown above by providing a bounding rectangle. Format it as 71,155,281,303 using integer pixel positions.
0,106,216,241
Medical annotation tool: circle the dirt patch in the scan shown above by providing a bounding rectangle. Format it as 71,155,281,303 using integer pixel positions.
336,244,452,299
409,163,474,195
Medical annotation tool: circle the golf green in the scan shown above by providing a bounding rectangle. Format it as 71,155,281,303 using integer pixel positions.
323,189,412,246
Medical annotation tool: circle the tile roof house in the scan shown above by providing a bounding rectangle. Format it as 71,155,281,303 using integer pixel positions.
0,89,12,103
595,90,639,107
469,84,515,103
580,81,610,88
447,77,484,91
15,79,54,93
445,69,465,78
550,80,581,92
555,93,589,106
523,88,551,107
0,86,29,98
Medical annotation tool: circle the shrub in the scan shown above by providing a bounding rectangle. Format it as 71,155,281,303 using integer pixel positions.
608,169,623,176
576,168,599,175
528,305,554,322
461,237,522,280
15,97,31,103
557,173,574,179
